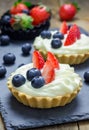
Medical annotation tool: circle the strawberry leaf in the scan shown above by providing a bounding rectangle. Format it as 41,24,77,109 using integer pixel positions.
72,2,80,11
23,2,32,7
14,0,22,6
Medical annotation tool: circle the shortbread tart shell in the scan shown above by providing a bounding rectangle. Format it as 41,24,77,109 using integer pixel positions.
35,48,89,65
7,77,82,109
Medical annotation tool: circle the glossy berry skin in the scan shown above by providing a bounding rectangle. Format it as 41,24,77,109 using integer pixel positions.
0,66,7,78
18,63,25,68
12,74,26,87
26,68,41,81
41,31,51,39
59,4,77,21
31,76,45,88
2,15,11,24
53,32,64,39
84,71,89,82
3,53,16,64
22,43,31,55
0,35,10,46
22,9,29,15
51,38,62,49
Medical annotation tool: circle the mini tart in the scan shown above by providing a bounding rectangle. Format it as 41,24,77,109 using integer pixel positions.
34,30,89,65
0,10,50,40
7,63,82,108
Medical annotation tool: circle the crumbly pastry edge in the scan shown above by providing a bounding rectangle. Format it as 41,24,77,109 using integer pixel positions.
7,76,82,109
35,48,89,65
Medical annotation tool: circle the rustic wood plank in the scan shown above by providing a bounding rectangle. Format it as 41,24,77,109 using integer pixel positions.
78,121,89,130
0,115,5,130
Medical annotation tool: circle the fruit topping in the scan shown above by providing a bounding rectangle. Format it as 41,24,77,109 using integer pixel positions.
12,74,26,87
0,35,10,46
1,15,11,24
10,13,33,30
21,43,32,55
40,30,51,39
60,21,68,34
31,76,45,88
42,60,55,84
30,5,50,25
32,51,45,70
84,71,89,82
10,2,29,15
22,9,29,14
51,38,62,49
64,24,80,46
59,3,79,21
53,32,64,39
26,68,41,81
0,65,7,78
3,53,16,64
18,63,25,68
47,52,59,69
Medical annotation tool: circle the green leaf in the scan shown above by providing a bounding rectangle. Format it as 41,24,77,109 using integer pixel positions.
72,2,80,11
18,0,22,2
14,0,22,6
23,2,32,7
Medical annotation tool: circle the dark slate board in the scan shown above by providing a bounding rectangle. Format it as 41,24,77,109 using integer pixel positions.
0,28,89,130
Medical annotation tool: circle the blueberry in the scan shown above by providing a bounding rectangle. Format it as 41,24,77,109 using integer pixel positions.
22,43,31,55
22,9,29,15
0,35,10,46
0,65,7,78
31,76,45,88
3,53,16,64
53,32,64,39
51,38,62,49
2,15,11,24
12,74,26,87
26,68,41,81
84,71,89,82
41,30,51,39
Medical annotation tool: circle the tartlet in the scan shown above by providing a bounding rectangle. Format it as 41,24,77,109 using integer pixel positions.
7,51,82,108
0,2,51,40
34,22,89,65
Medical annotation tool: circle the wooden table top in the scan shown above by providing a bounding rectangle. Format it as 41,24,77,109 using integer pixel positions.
0,0,89,130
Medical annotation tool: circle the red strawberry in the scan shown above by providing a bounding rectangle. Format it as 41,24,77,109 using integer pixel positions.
10,3,29,15
64,24,80,46
59,3,77,21
47,52,59,69
32,51,45,70
42,60,55,84
30,5,50,25
60,21,68,34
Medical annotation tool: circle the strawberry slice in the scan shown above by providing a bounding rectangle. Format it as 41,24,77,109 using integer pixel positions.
42,60,55,84
60,21,68,34
32,51,45,69
64,24,77,46
73,24,81,39
47,52,59,69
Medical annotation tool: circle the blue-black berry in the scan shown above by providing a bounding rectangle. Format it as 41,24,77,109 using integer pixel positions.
22,9,29,15
12,74,26,87
18,63,25,68
31,76,45,88
53,32,64,39
0,65,7,78
2,15,11,24
22,43,31,55
41,30,51,39
26,68,41,81
3,53,16,64
84,71,89,82
0,35,10,46
51,38,62,49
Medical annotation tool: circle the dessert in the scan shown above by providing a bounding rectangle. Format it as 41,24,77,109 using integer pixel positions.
0,0,51,40
7,51,82,108
34,22,89,65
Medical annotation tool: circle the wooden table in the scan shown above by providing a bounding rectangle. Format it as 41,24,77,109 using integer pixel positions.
0,0,89,130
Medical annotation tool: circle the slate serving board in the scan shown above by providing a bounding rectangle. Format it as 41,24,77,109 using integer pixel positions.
0,28,89,130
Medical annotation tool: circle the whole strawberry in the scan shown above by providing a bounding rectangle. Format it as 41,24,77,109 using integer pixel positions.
30,5,50,25
59,3,79,21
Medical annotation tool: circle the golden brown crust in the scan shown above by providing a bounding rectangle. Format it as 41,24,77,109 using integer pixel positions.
7,78,82,109
35,48,89,65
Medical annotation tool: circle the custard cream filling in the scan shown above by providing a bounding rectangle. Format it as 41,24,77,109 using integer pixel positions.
10,63,81,97
34,31,89,54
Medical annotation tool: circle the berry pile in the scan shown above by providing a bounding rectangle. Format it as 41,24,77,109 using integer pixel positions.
12,51,60,88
